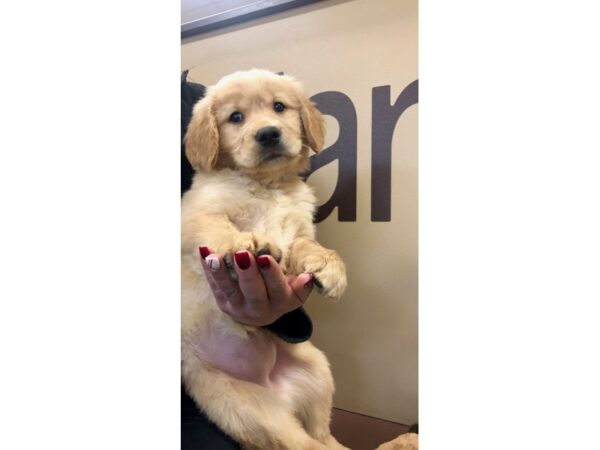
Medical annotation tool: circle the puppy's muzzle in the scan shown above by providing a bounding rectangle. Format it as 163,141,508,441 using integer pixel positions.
255,126,281,148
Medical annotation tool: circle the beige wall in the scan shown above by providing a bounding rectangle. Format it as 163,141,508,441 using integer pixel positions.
182,0,418,425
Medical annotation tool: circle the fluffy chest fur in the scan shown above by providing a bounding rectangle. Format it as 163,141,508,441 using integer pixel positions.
182,169,317,268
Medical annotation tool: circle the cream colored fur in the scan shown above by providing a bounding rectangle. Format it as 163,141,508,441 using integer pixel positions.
182,69,349,449
375,433,418,450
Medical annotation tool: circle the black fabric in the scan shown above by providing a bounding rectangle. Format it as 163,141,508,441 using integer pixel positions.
264,306,313,343
181,70,205,195
181,387,241,450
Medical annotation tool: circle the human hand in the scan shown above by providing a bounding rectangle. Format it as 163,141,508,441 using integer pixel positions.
199,247,315,327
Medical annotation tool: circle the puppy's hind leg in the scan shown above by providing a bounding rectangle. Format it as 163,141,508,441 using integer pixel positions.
184,367,330,450
283,343,350,450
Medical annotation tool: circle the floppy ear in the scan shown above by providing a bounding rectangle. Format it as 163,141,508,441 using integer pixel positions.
299,97,325,153
184,98,220,172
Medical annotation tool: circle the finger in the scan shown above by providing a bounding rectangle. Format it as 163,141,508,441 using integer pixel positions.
199,245,212,262
212,289,232,315
288,273,314,305
199,249,228,311
201,251,244,309
199,246,216,286
256,255,303,313
233,251,269,312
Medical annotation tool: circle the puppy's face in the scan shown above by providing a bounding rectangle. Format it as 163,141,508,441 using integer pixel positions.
185,70,325,180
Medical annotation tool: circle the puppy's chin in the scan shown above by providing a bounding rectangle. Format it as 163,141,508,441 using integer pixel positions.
241,146,310,182
259,148,290,164
258,145,287,164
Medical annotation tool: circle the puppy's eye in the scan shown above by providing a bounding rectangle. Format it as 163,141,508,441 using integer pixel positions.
229,111,244,123
273,102,286,113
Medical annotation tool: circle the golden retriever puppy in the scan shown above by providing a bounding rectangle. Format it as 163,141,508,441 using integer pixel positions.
181,69,348,450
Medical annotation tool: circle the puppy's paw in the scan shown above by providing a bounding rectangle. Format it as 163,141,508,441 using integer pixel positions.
303,252,347,300
252,233,282,263
218,232,282,268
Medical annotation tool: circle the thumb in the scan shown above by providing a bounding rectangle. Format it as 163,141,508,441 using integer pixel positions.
288,273,314,304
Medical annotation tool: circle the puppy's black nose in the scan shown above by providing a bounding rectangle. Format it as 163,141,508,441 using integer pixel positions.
255,126,281,148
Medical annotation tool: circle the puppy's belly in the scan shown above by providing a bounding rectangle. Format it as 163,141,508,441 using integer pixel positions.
200,327,298,389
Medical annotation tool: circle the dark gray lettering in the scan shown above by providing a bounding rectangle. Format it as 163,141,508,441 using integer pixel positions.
305,91,358,223
371,80,419,221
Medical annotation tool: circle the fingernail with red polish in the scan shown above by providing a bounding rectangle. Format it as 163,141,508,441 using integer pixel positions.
234,251,251,270
199,246,210,260
256,255,271,269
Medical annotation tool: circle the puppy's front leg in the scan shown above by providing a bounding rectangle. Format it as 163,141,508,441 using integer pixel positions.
182,212,282,269
286,238,347,300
